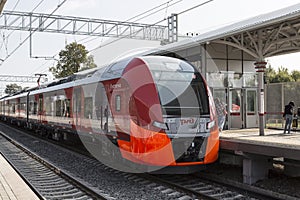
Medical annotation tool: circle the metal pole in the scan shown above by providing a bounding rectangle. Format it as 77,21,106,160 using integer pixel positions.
255,61,267,136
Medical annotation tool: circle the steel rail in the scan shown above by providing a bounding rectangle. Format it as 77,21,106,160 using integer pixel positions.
0,131,107,200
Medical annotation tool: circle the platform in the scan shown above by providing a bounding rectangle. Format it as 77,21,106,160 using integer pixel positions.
221,128,300,148
0,153,39,200
219,128,300,184
220,128,300,159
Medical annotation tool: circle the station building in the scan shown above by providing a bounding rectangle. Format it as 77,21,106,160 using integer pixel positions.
155,3,300,130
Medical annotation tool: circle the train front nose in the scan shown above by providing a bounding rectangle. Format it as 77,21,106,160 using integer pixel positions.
117,57,176,166
118,56,219,168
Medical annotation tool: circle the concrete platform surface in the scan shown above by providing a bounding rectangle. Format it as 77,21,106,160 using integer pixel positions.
0,154,39,200
220,128,300,184
220,128,300,149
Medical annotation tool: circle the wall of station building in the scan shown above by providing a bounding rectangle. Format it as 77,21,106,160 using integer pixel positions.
170,43,257,87
170,43,259,129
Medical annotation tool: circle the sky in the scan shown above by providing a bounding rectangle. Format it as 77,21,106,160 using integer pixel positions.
1,0,300,89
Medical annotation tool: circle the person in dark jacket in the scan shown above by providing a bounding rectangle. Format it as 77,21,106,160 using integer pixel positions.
283,101,295,134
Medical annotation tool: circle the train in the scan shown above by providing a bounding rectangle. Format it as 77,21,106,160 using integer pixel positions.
0,55,219,173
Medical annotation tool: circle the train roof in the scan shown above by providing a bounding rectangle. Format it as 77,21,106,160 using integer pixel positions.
0,58,131,100
0,55,190,100
2,57,134,98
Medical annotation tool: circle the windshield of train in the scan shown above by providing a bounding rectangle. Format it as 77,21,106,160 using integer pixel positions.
143,56,209,116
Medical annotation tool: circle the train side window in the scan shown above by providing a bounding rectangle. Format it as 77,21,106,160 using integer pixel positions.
65,99,70,117
12,103,15,114
56,100,62,116
39,96,43,113
73,88,81,114
115,95,121,111
33,102,37,114
84,97,93,119
45,97,52,116
17,103,20,112
29,102,33,114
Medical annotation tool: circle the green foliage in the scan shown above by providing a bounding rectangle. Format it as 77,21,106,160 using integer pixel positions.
291,70,300,82
265,65,276,83
78,55,97,72
5,83,22,95
266,65,300,83
49,42,97,78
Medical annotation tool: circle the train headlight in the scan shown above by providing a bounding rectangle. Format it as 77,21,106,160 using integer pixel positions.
153,121,168,130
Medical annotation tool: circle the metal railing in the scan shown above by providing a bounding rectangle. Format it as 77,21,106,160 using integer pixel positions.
265,112,299,130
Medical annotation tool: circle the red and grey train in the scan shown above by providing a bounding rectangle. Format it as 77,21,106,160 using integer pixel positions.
0,55,219,173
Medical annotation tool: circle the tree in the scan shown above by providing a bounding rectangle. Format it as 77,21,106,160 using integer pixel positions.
291,70,300,82
49,42,97,78
5,83,22,95
265,64,276,83
265,65,300,83
78,55,97,72
272,66,294,83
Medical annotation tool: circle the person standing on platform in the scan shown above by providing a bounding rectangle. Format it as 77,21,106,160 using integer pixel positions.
214,98,227,132
283,101,295,134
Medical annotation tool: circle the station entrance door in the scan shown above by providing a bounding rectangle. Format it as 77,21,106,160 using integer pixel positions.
228,88,258,129
213,88,258,129
243,89,258,128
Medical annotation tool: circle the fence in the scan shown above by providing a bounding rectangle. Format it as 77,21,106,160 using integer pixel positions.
265,82,300,129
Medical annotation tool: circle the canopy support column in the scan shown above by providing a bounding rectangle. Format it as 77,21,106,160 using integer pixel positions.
255,61,266,136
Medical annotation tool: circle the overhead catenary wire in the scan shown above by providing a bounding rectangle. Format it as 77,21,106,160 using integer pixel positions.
0,0,65,92
177,0,213,15
0,0,21,56
29,0,213,76
73,0,181,47
77,0,181,44
90,0,214,53
0,0,47,76
31,0,183,75
31,0,214,75
0,0,45,54
5,0,20,20
0,0,67,66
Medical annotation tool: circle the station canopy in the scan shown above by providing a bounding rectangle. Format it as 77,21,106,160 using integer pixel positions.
0,0,5,14
162,3,300,61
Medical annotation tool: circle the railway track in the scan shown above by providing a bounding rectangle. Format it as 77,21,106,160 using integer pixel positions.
0,131,108,200
137,171,300,200
139,173,254,200
0,122,299,200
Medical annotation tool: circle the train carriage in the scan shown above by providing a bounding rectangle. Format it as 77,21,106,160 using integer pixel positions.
0,55,219,173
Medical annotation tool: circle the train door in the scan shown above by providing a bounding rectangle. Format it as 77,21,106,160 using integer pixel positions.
73,88,82,129
244,89,258,128
38,94,43,122
95,83,109,133
229,89,242,129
